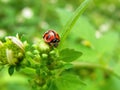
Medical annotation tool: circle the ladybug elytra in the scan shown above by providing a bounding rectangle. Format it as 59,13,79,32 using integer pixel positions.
43,30,60,47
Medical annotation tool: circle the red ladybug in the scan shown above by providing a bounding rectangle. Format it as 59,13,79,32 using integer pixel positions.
43,30,60,47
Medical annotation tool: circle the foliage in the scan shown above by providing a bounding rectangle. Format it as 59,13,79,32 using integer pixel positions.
0,0,120,90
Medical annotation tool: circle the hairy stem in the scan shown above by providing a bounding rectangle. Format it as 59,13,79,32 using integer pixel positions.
71,62,120,79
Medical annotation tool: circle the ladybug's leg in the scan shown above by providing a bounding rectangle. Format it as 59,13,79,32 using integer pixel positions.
48,42,52,46
48,42,58,47
53,43,58,47
48,43,54,48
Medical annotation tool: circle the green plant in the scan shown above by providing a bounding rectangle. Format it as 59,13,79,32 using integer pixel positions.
0,0,120,90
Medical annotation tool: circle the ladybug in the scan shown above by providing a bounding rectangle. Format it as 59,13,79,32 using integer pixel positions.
43,30,60,47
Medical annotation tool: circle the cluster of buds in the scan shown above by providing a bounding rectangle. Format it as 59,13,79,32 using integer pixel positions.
0,35,25,66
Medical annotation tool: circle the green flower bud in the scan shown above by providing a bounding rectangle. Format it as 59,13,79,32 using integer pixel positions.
26,51,33,56
18,52,24,58
6,36,25,52
32,44,38,49
6,49,17,65
3,36,25,65
0,35,25,65
34,54,41,61
41,53,48,59
49,49,59,58
0,45,7,64
23,41,29,48
49,50,56,55
33,50,39,54
38,40,50,53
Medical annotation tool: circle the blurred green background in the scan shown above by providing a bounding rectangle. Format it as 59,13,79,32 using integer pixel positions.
0,0,120,90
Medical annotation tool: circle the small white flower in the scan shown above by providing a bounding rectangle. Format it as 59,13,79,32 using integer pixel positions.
1,0,9,3
108,4,116,13
65,4,74,12
95,31,102,39
21,7,33,19
39,21,49,30
99,23,110,33
0,29,7,38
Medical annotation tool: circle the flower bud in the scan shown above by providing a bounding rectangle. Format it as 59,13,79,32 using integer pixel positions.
49,49,59,58
6,36,24,52
26,51,33,56
0,45,7,64
41,53,48,59
33,50,39,54
49,50,56,55
6,49,17,65
4,36,25,65
38,40,50,53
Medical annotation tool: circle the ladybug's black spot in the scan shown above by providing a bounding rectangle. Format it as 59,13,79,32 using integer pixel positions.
51,38,60,43
51,39,57,43
53,43,58,47
46,35,51,40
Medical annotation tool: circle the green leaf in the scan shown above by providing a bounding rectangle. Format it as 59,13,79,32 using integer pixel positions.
63,63,73,70
48,80,58,90
8,65,15,76
58,0,90,49
54,73,85,90
59,48,82,62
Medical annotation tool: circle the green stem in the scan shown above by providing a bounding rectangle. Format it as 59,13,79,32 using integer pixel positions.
72,62,120,79
58,0,90,49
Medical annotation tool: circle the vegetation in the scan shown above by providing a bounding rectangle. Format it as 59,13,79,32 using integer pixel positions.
0,0,120,90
